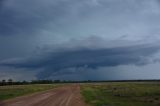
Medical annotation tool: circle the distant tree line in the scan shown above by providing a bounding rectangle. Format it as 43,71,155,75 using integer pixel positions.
0,79,81,86
0,79,61,86
0,79,96,86
0,79,160,86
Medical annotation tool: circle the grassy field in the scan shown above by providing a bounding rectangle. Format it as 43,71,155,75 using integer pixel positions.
81,82,160,106
0,84,59,101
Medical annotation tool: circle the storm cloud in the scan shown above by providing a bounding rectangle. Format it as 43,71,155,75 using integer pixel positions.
1,0,160,80
1,42,160,79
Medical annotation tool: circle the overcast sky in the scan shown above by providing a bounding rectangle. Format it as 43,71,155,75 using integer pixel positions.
1,0,160,81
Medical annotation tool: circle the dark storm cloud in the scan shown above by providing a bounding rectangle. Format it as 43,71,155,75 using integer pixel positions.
0,0,5,6
0,0,51,36
1,0,160,38
1,0,160,80
0,0,101,36
0,0,71,36
1,44,160,79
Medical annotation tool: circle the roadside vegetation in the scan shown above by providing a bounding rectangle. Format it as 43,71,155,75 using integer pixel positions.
81,82,160,106
0,84,59,101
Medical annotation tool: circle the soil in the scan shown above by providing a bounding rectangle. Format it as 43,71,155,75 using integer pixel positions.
0,84,86,106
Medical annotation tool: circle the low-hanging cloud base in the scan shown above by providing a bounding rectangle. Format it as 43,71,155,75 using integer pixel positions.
1,37,160,80
1,0,160,80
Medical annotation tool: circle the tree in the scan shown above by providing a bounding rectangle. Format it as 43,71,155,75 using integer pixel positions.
2,79,6,86
8,79,13,85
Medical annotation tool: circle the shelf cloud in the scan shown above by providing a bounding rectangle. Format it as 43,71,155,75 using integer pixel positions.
1,0,160,80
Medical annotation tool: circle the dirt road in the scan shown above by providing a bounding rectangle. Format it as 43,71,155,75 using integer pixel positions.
0,85,86,106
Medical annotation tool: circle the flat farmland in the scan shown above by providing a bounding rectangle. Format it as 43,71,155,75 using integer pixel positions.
81,82,160,106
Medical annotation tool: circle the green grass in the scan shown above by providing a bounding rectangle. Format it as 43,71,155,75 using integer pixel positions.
0,84,60,101
81,82,160,106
